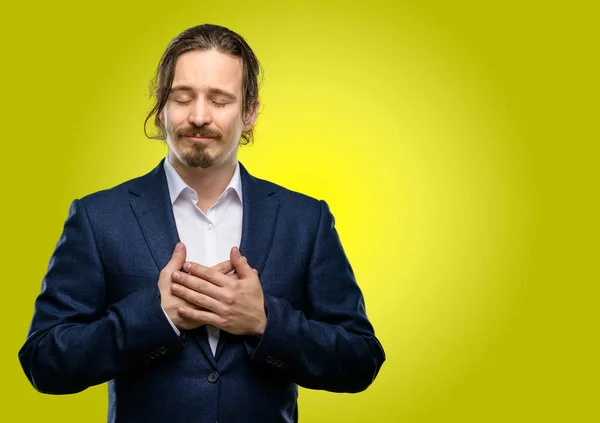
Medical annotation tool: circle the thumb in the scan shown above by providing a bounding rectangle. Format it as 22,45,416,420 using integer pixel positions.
166,242,187,271
230,246,253,278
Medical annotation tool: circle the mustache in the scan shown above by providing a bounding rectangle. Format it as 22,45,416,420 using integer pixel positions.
177,126,222,139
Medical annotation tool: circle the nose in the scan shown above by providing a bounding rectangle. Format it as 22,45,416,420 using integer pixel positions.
188,98,212,127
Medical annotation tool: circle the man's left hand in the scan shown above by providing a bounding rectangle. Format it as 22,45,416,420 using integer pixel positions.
170,246,266,336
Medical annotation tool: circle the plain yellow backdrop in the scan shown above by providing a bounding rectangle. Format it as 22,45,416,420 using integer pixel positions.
1,0,597,422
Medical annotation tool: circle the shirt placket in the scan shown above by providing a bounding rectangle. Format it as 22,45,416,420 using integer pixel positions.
204,203,220,355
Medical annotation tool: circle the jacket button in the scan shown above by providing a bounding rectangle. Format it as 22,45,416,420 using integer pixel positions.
207,372,219,383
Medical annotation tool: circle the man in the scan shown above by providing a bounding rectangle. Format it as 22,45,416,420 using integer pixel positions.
19,24,385,422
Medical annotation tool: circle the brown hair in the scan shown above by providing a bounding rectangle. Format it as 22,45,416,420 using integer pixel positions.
144,24,262,145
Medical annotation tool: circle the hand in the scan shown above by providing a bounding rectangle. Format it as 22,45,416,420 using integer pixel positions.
158,243,237,331
170,246,266,336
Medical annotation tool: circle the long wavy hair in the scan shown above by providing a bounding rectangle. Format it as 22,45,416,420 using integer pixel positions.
144,24,262,145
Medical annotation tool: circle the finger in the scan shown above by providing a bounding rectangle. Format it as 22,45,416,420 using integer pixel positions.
178,307,224,328
165,243,187,271
230,246,254,278
252,268,258,275
172,270,223,300
211,259,235,275
183,261,227,287
171,284,225,315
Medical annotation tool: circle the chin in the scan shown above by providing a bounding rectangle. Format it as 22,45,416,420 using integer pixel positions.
184,154,214,169
177,142,213,168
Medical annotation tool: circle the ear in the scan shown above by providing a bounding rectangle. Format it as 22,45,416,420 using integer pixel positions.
243,100,260,131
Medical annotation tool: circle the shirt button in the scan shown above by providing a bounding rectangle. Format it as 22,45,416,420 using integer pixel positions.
208,224,214,231
207,371,219,383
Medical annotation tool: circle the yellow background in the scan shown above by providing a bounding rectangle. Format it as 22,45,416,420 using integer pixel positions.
1,0,597,422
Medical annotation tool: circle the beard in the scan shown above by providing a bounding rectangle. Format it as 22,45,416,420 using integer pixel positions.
182,142,214,168
175,125,222,168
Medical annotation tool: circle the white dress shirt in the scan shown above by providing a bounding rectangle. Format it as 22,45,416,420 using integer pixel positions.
163,157,243,355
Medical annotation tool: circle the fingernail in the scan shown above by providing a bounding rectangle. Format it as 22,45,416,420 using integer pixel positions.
184,262,191,271
171,284,180,292
172,272,180,281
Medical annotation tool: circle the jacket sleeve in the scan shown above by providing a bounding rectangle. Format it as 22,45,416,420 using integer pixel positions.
245,200,386,392
18,199,184,394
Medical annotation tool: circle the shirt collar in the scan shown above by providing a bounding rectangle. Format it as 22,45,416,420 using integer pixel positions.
163,157,243,205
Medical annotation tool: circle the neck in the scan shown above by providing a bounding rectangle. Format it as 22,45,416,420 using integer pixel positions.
168,152,237,212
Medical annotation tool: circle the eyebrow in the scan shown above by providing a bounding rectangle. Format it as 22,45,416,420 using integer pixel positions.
170,85,237,101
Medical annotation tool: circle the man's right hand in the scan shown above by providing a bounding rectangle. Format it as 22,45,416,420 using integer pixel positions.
159,243,200,330
158,242,236,330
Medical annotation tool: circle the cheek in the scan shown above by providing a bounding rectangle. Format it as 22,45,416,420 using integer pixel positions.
219,110,244,133
164,107,187,130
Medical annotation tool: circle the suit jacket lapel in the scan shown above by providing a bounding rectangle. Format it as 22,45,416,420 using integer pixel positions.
128,159,217,367
129,160,180,272
215,163,280,359
238,164,280,273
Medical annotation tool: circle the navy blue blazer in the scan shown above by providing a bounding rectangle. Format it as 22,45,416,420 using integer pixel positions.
19,160,385,423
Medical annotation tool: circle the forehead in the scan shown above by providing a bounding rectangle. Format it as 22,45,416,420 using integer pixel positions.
171,49,243,94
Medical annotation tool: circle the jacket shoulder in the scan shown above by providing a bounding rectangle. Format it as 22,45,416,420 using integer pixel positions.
76,166,158,207
250,174,326,221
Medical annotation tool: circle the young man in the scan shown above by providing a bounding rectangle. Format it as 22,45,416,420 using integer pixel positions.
19,24,385,422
